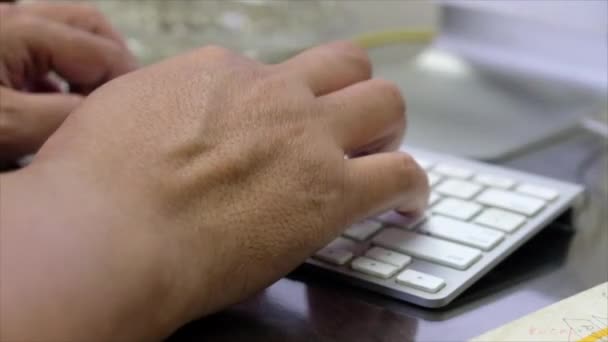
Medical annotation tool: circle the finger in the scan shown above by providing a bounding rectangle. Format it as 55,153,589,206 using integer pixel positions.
276,41,372,96
320,78,406,155
15,14,136,91
342,152,429,223
0,87,82,162
15,1,128,48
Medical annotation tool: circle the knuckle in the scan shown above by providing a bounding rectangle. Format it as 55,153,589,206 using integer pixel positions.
65,4,109,34
394,152,416,170
392,152,419,187
332,40,370,62
375,79,406,116
245,71,296,105
328,40,372,77
198,45,235,60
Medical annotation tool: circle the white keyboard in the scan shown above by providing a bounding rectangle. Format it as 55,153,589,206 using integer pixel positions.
305,147,583,308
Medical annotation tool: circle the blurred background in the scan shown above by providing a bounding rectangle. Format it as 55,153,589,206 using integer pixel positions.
36,0,438,65
22,0,607,160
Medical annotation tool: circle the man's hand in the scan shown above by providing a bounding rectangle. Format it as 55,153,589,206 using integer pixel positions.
1,42,428,341
0,1,136,163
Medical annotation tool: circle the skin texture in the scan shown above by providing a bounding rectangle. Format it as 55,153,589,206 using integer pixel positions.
0,2,429,341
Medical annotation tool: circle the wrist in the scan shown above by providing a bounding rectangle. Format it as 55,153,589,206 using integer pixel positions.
1,161,185,340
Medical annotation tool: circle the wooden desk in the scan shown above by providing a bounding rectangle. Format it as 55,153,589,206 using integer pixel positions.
168,128,607,342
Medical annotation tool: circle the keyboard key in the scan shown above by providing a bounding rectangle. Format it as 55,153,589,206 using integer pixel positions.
433,164,473,179
313,237,357,265
396,269,445,293
427,172,442,186
314,248,353,265
429,192,441,206
435,179,483,199
474,208,526,233
476,189,546,216
343,221,382,241
328,236,359,250
516,184,559,201
432,198,482,220
351,256,400,279
415,158,433,170
421,216,504,251
373,228,482,270
374,211,425,229
365,246,412,268
474,174,515,189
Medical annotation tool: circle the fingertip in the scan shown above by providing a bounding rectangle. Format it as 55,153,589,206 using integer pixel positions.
344,151,429,221
394,152,430,214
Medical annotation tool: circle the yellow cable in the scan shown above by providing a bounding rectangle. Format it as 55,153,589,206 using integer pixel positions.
263,28,435,63
352,28,436,49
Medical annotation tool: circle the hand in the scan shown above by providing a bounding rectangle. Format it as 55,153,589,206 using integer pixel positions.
0,1,136,163
1,42,428,340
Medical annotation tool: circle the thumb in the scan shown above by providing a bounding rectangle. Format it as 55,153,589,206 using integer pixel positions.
0,87,82,162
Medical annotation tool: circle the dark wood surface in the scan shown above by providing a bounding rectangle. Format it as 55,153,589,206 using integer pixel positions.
168,127,607,342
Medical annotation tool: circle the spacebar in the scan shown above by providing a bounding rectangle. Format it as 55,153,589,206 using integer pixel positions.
372,228,482,270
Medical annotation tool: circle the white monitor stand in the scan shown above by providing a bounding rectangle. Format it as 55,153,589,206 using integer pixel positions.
378,2,607,161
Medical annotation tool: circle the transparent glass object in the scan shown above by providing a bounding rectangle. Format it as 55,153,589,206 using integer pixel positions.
84,0,346,64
